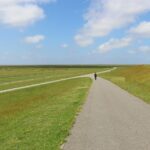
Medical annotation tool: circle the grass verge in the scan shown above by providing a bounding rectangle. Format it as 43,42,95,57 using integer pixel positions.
0,78,92,150
99,65,150,103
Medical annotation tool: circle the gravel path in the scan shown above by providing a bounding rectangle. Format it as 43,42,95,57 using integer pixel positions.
63,77,150,150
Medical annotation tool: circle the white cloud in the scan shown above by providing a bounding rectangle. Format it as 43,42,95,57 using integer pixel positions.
138,46,150,52
128,45,150,54
61,44,69,48
98,37,132,53
129,21,150,37
75,35,93,47
24,35,45,44
0,0,56,27
75,0,150,46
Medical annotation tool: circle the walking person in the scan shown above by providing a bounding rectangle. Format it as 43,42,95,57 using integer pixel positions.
94,73,97,80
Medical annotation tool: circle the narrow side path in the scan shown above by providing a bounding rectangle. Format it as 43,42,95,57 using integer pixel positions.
0,68,115,94
63,77,150,150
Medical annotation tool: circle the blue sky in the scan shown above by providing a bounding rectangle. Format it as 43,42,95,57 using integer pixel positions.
0,0,150,65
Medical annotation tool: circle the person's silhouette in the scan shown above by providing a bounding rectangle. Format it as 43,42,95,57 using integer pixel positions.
94,73,97,80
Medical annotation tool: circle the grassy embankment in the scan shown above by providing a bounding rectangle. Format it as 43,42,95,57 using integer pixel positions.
0,66,110,90
0,78,92,150
99,65,150,103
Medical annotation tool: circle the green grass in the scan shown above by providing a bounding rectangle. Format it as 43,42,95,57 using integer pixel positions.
0,78,92,150
99,65,150,103
0,66,110,90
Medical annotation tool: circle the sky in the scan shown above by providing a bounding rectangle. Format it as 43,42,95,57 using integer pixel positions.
0,0,150,65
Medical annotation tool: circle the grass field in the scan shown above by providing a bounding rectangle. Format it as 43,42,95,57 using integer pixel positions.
0,66,110,91
99,65,150,103
0,66,111,150
0,78,92,150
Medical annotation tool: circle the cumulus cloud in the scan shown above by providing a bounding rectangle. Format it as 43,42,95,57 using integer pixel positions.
0,0,56,27
98,37,132,53
75,34,93,47
129,21,150,37
75,0,150,46
24,35,45,44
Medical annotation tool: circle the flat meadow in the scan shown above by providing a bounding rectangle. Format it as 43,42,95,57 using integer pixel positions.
0,66,110,150
99,65,150,103
0,66,110,90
